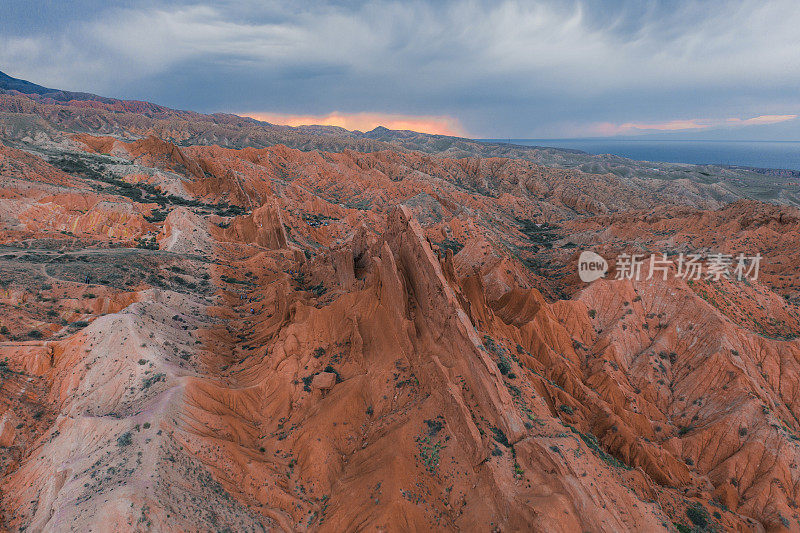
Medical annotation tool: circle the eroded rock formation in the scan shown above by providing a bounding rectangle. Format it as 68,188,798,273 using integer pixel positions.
3,80,800,532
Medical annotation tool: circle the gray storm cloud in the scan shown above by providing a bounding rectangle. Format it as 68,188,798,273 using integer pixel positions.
1,0,798,138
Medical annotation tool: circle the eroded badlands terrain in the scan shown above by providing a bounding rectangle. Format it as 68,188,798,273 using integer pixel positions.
3,74,800,532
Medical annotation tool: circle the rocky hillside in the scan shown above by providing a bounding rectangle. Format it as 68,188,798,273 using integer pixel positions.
2,76,800,532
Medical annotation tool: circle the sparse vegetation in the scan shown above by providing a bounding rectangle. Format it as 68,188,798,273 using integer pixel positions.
416,436,443,474
141,373,166,390
686,503,709,529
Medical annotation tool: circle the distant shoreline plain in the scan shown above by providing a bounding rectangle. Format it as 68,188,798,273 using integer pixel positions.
481,139,800,172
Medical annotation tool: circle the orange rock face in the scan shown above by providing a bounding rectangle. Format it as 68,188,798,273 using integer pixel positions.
3,87,800,532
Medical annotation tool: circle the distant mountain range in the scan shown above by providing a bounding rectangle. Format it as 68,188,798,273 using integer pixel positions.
2,68,798,205
0,69,124,104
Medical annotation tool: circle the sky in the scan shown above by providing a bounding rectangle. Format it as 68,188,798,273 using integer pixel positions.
1,0,799,139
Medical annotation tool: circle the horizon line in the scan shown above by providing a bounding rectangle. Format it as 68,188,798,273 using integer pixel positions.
481,138,800,143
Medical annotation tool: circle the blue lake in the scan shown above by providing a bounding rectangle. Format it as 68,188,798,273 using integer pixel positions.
483,139,800,171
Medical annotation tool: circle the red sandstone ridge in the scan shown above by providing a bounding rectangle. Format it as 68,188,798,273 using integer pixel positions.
2,84,800,532
213,200,289,248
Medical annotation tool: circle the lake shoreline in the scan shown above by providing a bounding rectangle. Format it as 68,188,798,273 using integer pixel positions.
480,139,800,172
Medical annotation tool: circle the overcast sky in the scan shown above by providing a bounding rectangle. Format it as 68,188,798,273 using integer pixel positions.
2,0,799,138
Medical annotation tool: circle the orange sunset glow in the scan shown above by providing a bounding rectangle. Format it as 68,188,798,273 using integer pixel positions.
240,111,467,137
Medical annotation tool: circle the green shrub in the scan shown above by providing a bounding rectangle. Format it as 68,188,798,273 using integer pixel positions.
141,372,166,389
497,356,512,375
117,432,133,446
490,426,510,447
686,504,709,528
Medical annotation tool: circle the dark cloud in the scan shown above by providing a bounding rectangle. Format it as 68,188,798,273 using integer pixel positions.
2,0,799,138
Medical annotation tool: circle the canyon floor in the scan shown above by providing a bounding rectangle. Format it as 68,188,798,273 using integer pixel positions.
3,74,800,532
